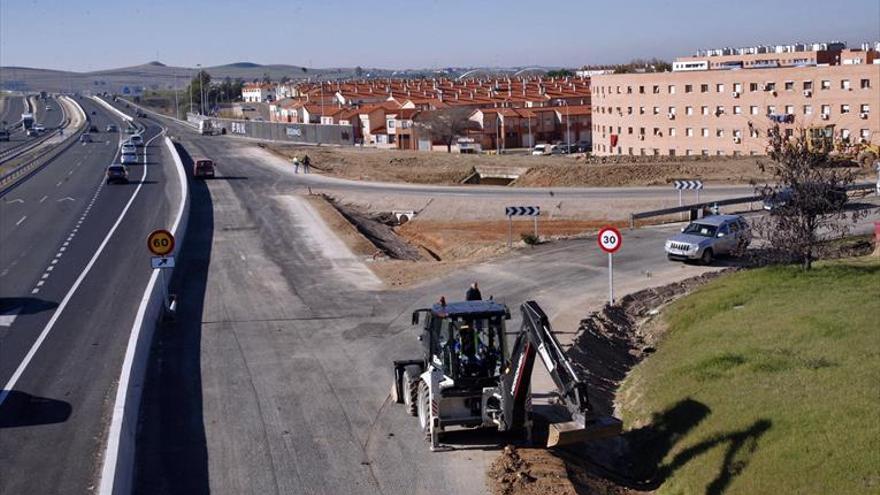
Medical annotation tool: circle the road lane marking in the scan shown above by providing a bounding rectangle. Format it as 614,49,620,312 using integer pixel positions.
15,215,26,226
56,181,63,187
58,197,75,202
40,195,48,203
41,273,49,279
0,125,156,410
36,281,44,287
0,307,20,327
6,198,24,204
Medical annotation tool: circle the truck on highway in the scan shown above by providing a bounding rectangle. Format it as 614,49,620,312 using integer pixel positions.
393,299,621,450
21,113,34,130
198,119,214,135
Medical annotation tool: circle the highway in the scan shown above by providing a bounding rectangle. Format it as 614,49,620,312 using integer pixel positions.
0,95,66,156
127,114,750,494
0,97,182,494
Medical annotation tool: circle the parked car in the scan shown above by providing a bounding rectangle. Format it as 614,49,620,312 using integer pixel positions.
193,158,215,179
576,141,591,153
80,134,92,143
106,164,129,184
550,144,568,155
106,124,118,132
665,214,751,264
531,144,550,155
762,186,847,213
120,152,138,164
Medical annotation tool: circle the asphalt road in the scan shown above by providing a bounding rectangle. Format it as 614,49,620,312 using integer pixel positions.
0,97,181,494
0,95,64,155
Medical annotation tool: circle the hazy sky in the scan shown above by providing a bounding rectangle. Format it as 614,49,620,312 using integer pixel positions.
1,0,878,71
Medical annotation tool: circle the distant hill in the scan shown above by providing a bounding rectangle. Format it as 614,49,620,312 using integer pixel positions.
0,61,397,93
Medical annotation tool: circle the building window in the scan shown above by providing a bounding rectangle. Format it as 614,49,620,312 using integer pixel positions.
653,148,660,156
860,104,870,114
804,105,813,115
841,104,850,114
821,104,831,115
861,79,871,89
701,149,709,156
733,105,742,115
702,106,710,115
685,149,693,156
639,127,645,135
821,80,831,90
639,106,645,115
716,106,725,116
626,86,632,94
628,126,633,134
669,149,676,157
628,147,633,155
653,106,660,115
653,85,660,94
767,105,775,115
685,84,693,93
653,127,661,136
841,79,851,90
750,128,760,138
640,148,646,156
716,83,725,93
749,82,759,92
716,128,724,138
668,106,676,115
841,128,851,141
700,84,709,93
701,128,709,137
668,85,676,94
686,127,693,137
861,129,871,140
750,106,759,115
785,105,794,114
686,106,694,115
669,128,676,137
733,82,742,93
717,150,725,156
784,81,794,91
803,80,813,90
616,86,621,94
733,129,742,138
639,85,645,94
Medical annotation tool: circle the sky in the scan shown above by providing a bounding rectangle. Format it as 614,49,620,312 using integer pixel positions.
1,0,879,72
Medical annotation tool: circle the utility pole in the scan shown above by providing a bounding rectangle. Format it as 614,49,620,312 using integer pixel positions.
566,102,571,151
174,72,179,119
189,67,194,117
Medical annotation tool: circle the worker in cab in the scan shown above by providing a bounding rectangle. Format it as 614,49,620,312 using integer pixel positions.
465,282,482,301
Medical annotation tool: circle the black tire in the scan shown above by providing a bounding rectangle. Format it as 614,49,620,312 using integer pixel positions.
701,248,713,265
402,365,421,416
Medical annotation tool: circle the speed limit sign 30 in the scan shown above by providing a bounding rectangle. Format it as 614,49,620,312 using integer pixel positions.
147,229,175,256
597,226,622,254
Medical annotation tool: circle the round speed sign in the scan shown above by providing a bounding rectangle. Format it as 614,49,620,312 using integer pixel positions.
597,226,622,254
147,229,175,256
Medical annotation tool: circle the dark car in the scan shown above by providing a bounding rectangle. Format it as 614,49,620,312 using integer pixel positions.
106,124,118,132
89,125,99,133
763,186,848,213
106,164,129,184
193,158,216,179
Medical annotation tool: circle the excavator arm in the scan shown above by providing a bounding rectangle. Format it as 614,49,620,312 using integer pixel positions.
500,300,622,447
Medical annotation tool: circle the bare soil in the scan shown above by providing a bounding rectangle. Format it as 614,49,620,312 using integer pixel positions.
264,143,779,188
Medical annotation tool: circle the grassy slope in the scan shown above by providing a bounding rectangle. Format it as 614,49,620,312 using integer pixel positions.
618,258,880,494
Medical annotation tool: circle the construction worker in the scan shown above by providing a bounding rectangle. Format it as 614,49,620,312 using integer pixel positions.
301,154,311,174
292,155,300,174
465,282,482,301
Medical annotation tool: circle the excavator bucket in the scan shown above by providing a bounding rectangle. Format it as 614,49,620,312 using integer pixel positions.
546,416,623,448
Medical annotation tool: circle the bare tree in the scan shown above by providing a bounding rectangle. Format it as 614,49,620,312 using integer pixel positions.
416,108,474,153
752,125,867,270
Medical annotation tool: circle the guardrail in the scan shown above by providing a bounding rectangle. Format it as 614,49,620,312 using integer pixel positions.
630,182,878,228
0,96,85,195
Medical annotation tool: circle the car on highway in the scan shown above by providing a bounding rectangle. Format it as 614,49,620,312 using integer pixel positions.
121,143,136,154
762,186,848,213
130,134,144,146
89,125,99,133
106,164,129,184
124,126,136,134
121,152,138,164
665,214,751,264
193,158,216,179
106,124,118,132
33,124,46,133
0,129,9,141
532,144,550,155
26,128,39,137
80,134,92,143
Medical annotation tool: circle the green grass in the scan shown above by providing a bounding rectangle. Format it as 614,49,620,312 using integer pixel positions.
618,257,880,494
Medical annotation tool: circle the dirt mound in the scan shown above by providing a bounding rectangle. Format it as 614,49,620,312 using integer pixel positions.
487,446,575,495
323,196,423,261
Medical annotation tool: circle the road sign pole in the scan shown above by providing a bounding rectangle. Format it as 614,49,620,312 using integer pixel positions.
608,253,614,304
533,215,538,238
159,268,168,310
678,189,683,220
508,216,512,247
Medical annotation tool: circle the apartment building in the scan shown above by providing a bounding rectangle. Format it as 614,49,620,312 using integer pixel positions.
592,43,880,157
242,83,276,103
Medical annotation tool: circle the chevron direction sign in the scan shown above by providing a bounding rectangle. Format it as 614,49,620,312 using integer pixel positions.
505,206,540,217
674,180,703,190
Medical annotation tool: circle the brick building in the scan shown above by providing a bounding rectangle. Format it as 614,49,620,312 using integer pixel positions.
591,42,880,157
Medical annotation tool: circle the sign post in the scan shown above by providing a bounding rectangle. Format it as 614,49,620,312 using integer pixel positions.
505,206,541,246
147,229,176,310
674,180,704,220
597,226,622,304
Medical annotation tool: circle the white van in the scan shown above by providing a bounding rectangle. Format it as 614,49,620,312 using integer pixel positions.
531,144,550,155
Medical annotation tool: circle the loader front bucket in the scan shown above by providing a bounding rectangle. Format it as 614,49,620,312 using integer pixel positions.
547,415,623,448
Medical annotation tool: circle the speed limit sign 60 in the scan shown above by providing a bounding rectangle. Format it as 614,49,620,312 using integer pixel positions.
147,229,175,256
597,226,622,254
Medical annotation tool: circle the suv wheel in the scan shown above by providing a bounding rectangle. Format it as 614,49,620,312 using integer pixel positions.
701,248,713,265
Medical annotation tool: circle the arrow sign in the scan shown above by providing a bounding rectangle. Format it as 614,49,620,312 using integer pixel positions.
674,180,703,190
150,256,175,269
505,206,541,217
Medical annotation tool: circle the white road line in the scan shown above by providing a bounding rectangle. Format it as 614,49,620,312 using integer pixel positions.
15,216,27,226
47,266,54,272
0,307,20,327
56,181,63,187
41,273,49,279
0,128,154,409
36,281,44,287
40,195,48,203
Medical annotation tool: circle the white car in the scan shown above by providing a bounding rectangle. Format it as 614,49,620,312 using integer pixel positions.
130,134,144,146
531,144,549,155
121,143,136,154
33,124,46,133
120,152,138,164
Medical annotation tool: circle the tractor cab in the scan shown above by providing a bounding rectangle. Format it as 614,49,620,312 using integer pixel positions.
413,300,510,386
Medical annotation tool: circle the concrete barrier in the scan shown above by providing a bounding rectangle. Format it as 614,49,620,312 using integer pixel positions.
90,96,133,123
97,135,189,495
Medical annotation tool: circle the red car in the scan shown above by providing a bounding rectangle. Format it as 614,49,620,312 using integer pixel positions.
193,158,215,179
